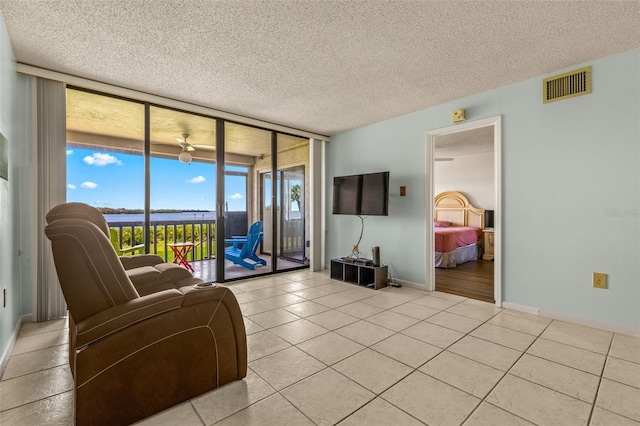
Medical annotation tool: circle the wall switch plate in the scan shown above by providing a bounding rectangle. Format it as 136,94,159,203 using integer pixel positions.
593,272,607,289
452,108,466,123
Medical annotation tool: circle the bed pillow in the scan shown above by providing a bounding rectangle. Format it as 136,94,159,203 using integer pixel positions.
434,220,452,227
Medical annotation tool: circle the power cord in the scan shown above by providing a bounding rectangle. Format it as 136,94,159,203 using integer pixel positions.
388,275,402,288
347,215,367,259
381,260,402,287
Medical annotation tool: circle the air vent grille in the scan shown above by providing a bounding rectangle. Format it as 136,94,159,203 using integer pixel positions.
543,66,591,103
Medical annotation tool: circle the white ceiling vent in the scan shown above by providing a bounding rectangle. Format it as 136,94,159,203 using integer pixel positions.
543,66,591,104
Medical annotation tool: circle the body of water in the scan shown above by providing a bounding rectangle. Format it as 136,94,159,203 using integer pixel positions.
104,212,216,224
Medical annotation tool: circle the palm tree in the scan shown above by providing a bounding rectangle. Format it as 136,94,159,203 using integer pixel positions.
291,184,301,211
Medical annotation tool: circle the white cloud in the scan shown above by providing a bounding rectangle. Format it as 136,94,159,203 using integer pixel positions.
83,152,123,166
67,184,76,190
66,149,73,156
230,192,243,200
81,181,98,189
188,176,206,184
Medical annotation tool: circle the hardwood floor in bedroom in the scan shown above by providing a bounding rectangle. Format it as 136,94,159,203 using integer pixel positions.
435,260,494,303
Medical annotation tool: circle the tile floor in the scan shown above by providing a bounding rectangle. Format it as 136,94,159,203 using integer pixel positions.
1,270,639,425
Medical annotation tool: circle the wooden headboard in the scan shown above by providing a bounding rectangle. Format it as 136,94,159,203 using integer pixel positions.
434,191,485,229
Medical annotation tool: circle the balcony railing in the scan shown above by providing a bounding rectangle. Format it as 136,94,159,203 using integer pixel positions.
109,219,216,264
108,212,305,264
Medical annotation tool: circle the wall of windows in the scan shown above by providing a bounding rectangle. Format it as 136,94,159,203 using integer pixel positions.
66,87,310,282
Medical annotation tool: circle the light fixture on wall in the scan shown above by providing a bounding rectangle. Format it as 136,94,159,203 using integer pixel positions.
176,133,194,164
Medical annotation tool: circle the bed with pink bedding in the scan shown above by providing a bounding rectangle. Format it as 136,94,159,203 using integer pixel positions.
434,225,482,268
434,191,486,269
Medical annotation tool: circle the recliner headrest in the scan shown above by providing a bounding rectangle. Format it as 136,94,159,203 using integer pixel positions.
46,202,111,237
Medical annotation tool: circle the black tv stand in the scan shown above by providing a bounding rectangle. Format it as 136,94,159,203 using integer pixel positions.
330,258,388,290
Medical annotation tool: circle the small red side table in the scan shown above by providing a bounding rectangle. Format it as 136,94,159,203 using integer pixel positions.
167,242,195,272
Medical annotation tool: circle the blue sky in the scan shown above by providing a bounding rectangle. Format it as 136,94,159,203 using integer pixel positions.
66,148,247,211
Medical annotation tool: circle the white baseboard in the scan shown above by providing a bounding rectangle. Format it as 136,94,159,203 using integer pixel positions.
393,279,427,290
324,266,639,337
539,308,639,337
502,302,540,316
0,313,32,379
503,302,639,337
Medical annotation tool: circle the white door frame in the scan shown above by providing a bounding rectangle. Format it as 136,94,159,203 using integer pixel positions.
425,116,502,306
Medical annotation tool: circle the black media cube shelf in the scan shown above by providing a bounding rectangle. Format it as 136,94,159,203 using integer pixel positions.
330,259,388,290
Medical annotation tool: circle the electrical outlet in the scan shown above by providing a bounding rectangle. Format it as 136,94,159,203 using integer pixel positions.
593,272,607,289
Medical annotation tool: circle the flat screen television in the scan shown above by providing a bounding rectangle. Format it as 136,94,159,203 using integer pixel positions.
333,171,389,216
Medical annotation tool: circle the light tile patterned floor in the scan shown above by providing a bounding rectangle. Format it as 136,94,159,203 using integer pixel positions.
1,270,639,425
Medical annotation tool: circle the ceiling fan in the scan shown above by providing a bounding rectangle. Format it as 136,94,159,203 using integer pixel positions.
176,133,195,164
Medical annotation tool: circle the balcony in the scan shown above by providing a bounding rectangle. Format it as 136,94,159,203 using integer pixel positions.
109,214,306,282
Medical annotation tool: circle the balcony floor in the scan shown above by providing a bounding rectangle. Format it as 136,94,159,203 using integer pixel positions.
191,253,308,282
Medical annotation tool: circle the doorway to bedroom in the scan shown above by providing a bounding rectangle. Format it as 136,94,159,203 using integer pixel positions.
426,116,502,306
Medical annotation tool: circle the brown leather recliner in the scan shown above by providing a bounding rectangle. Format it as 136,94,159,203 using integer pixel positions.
46,202,205,383
44,215,247,426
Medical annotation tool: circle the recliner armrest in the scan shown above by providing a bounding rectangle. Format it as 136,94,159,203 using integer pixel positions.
75,289,184,348
119,254,164,269
153,262,194,279
179,284,235,308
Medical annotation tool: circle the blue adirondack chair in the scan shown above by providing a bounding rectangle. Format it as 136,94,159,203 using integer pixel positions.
224,221,267,270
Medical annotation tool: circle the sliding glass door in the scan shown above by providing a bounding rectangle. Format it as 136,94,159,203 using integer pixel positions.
280,166,305,262
258,135,310,271
149,106,217,281
276,135,309,269
222,122,269,280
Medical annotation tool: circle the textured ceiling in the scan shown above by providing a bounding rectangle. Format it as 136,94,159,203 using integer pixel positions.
435,126,493,159
1,1,638,136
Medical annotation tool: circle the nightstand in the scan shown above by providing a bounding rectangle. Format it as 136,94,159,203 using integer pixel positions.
482,228,494,261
